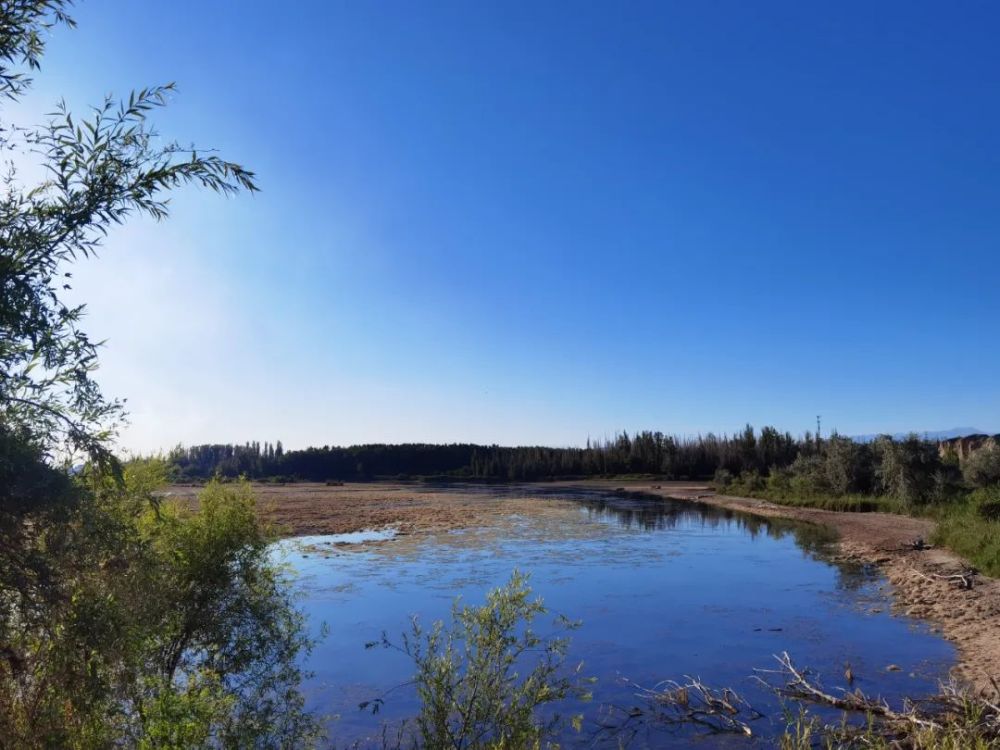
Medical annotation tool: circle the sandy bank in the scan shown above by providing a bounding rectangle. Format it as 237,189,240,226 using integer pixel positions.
643,485,1000,693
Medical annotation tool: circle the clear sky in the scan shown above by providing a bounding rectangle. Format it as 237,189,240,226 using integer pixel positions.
18,0,1000,452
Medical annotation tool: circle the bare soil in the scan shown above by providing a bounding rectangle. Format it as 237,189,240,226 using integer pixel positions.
166,479,1000,692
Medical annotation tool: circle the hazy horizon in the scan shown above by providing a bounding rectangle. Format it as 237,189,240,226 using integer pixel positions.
16,0,999,453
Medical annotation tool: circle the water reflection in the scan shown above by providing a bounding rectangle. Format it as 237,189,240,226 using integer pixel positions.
280,485,954,748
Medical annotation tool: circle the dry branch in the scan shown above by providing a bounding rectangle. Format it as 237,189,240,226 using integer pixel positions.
910,566,979,590
756,651,940,732
595,653,1000,747
753,650,1000,744
595,675,763,741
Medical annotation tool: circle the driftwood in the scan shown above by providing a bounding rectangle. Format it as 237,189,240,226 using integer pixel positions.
594,676,763,742
755,651,1000,743
911,566,979,590
755,651,943,733
596,654,1000,746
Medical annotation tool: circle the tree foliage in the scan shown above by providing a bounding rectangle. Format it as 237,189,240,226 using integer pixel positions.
0,0,257,465
962,441,1000,489
0,464,320,748
0,1,74,101
874,435,945,507
0,4,320,747
166,428,801,482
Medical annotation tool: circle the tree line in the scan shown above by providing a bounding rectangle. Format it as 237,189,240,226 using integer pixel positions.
167,426,828,482
167,429,1000,511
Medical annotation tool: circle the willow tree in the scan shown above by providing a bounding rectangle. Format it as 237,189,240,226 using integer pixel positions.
0,1,256,466
0,4,320,747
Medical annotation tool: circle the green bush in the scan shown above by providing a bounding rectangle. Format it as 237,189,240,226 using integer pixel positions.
822,436,874,495
713,468,734,489
963,441,1000,489
720,469,767,496
369,571,592,749
788,454,829,496
766,466,793,496
874,436,943,508
0,459,320,749
932,487,1000,577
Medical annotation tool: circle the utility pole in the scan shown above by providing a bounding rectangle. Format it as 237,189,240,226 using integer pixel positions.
816,415,822,446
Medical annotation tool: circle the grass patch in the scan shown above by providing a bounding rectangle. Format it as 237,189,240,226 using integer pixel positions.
718,481,1000,579
720,481,906,514
760,491,905,514
930,487,1000,578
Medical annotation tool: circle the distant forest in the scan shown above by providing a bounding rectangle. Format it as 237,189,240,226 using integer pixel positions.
167,427,816,481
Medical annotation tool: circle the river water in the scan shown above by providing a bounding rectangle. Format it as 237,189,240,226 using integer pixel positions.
273,486,954,747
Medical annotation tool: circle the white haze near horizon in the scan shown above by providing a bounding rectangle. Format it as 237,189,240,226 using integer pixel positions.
12,6,1000,454
12,147,991,454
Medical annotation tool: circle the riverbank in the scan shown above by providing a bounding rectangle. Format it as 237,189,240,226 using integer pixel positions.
167,479,1000,692
641,484,1000,693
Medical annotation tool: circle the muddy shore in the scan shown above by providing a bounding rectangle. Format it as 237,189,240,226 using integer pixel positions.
168,479,1000,691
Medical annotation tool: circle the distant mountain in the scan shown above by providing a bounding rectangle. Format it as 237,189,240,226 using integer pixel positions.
851,427,987,443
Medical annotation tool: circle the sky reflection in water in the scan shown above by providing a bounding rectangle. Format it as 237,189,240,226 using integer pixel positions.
273,487,954,748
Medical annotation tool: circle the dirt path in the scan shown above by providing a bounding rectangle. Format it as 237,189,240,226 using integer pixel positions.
637,484,1000,693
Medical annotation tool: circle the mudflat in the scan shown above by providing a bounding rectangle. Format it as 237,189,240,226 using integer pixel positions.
167,479,1000,692
165,480,672,537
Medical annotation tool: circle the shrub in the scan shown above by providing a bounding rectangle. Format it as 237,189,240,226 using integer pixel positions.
0,465,320,748
735,469,766,494
932,487,1000,577
766,466,793,497
713,468,733,489
822,436,874,496
369,571,592,749
978,501,1000,522
963,441,1000,488
874,436,943,507
788,454,829,497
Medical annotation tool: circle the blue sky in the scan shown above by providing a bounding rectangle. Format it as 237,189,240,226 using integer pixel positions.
20,0,1000,451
